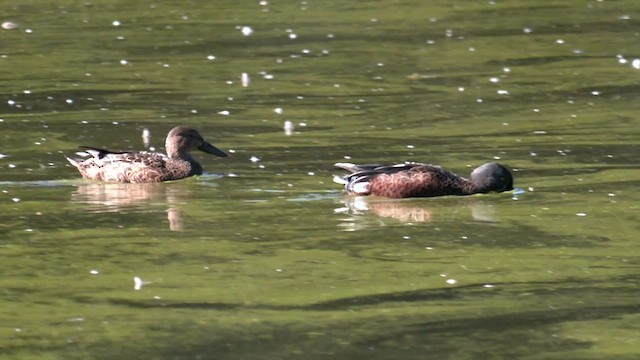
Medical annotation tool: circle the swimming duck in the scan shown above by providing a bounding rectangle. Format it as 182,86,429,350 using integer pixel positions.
333,162,513,198
65,126,228,183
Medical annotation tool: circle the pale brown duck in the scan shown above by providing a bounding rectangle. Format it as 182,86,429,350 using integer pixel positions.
65,126,228,183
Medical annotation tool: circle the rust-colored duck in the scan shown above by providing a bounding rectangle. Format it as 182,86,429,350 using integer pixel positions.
66,126,228,183
333,162,513,198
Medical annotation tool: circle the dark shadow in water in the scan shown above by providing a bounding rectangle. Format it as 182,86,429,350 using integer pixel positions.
70,181,191,231
77,276,638,360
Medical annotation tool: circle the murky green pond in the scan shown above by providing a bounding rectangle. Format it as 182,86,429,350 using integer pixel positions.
1,1,639,359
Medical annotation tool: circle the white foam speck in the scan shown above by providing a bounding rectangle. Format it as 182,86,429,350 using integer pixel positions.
241,26,253,36
241,72,250,87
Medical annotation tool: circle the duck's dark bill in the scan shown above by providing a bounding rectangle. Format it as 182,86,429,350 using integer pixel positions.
198,142,228,157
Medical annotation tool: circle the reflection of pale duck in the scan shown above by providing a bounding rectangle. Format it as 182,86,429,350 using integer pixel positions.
66,126,228,183
71,182,170,210
333,162,513,198
71,182,188,231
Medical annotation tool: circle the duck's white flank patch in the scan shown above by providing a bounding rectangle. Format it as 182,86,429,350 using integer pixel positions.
351,181,370,194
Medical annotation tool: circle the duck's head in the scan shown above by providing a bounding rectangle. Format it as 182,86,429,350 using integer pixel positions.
166,126,228,159
470,162,513,193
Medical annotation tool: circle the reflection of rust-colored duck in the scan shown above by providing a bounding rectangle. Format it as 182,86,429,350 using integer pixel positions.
333,162,513,198
66,126,228,183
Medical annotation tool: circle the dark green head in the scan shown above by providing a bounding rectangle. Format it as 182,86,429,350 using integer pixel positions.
470,162,513,193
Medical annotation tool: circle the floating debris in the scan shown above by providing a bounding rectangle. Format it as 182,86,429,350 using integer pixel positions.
133,276,151,290
142,128,151,148
1,21,18,30
284,120,294,135
241,72,250,87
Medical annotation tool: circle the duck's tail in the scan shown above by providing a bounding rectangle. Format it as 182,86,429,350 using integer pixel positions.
65,156,81,168
333,163,375,195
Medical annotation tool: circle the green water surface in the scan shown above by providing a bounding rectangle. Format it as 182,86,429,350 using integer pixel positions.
1,1,639,359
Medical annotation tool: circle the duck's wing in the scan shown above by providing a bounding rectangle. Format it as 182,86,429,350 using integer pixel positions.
334,163,387,173
66,146,171,182
333,162,428,195
80,146,130,159
334,162,426,179
78,146,168,166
